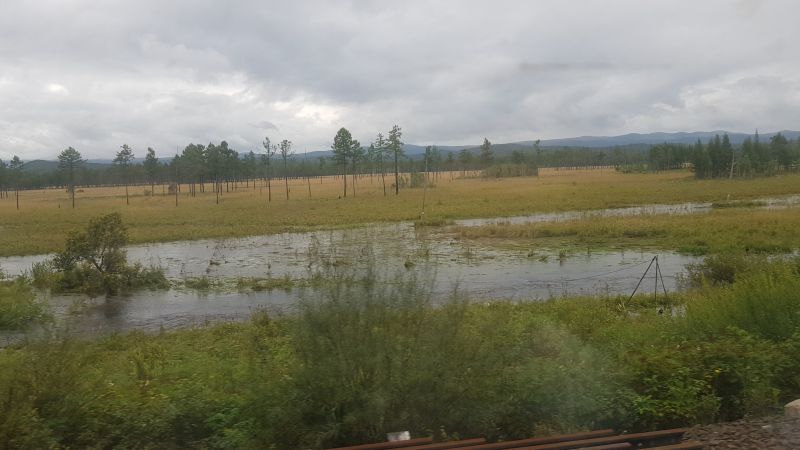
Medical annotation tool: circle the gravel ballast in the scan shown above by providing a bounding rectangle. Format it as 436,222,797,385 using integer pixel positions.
686,415,800,449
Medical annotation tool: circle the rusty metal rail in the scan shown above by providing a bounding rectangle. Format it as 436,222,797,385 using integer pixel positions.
325,428,703,450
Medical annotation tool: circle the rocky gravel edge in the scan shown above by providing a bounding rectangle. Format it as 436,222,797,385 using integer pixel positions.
686,415,800,449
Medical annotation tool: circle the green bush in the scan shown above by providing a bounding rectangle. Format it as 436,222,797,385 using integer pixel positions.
0,278,47,330
687,267,800,341
33,213,169,296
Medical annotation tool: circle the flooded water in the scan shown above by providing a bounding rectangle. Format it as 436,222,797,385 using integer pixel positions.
455,194,800,226
1,222,696,338
11,194,796,337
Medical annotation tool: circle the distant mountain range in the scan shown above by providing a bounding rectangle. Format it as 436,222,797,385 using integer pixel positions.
303,130,800,159
526,130,800,149
17,130,800,171
20,160,114,174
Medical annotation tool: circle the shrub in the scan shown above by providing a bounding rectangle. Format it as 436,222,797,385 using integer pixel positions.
0,278,47,330
687,267,800,341
35,213,168,296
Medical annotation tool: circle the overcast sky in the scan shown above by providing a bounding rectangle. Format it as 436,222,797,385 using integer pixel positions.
1,0,799,160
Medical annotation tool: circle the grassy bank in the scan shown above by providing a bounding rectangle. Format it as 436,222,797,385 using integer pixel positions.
451,206,800,255
4,170,800,256
2,259,800,449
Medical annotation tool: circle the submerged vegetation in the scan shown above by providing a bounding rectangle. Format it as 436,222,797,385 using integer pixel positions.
2,259,800,448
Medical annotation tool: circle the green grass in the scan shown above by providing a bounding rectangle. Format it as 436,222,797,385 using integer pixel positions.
3,260,800,448
4,170,800,256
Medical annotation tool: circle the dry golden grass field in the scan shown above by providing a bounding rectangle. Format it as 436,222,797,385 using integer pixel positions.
3,168,800,256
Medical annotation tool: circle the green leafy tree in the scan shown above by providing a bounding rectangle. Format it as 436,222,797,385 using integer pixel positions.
8,156,23,209
387,125,403,195
54,212,128,274
219,141,239,192
692,139,711,179
752,131,770,173
479,138,493,166
243,151,258,188
179,143,206,196
458,148,473,176
57,146,84,208
113,144,135,205
143,147,159,194
770,132,792,169
720,134,734,178
332,128,354,197
205,142,223,198
350,139,364,197
279,139,293,200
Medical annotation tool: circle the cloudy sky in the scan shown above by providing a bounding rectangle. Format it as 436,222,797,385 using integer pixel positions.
1,0,799,160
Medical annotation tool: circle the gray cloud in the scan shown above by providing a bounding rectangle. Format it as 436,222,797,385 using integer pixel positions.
1,0,799,160
253,121,279,131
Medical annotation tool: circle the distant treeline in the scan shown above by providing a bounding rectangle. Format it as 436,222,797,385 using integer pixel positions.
3,131,798,193
0,139,651,193
648,131,800,178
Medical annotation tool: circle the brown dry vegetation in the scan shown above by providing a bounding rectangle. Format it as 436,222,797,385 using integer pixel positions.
3,169,800,256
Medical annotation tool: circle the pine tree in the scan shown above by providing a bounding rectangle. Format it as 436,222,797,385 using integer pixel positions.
332,128,354,197
387,125,403,195
113,144,135,205
143,147,160,194
480,138,493,166
58,147,84,208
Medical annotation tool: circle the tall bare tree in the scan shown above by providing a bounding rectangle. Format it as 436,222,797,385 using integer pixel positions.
373,133,388,196
279,139,293,200
350,139,364,197
262,137,276,202
387,125,403,195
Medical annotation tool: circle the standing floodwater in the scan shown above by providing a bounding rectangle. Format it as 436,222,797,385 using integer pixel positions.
1,218,697,338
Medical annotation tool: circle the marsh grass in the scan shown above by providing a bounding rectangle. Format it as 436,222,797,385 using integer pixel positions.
451,206,800,255
4,170,800,256
711,200,767,208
